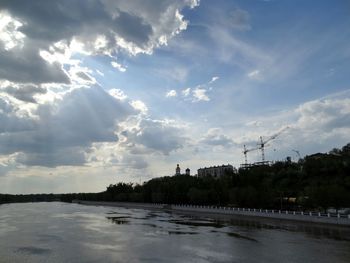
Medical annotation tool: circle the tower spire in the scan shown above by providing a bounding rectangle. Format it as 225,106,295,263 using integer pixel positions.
175,164,181,175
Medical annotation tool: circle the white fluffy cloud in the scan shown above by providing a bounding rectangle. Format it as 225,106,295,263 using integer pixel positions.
192,88,210,102
295,97,350,132
166,90,177,97
111,61,127,72
209,76,219,83
247,69,260,79
0,10,25,51
108,89,127,101
130,100,148,114
177,76,217,102
182,88,191,97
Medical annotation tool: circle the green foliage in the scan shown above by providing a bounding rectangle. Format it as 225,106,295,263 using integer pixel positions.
2,143,350,210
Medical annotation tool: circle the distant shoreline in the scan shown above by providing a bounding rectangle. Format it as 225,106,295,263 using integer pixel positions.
74,200,350,228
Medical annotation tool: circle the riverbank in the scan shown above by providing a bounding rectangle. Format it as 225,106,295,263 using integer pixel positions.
73,200,350,227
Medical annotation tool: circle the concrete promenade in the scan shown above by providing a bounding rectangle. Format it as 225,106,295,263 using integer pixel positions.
74,200,350,227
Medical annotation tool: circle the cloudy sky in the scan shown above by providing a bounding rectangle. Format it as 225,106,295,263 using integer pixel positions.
0,0,349,194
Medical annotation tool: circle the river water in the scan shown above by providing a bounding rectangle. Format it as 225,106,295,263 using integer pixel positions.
0,202,349,263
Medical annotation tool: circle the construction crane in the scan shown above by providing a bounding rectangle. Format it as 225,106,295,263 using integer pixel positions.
243,145,260,165
257,127,289,162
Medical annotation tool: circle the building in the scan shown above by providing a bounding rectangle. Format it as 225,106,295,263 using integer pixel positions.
197,164,234,179
174,164,191,176
306,153,327,159
240,161,271,169
175,164,181,175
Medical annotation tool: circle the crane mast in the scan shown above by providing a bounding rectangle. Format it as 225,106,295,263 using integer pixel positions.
241,127,289,169
242,144,259,168
259,136,265,162
257,127,289,163
243,145,248,164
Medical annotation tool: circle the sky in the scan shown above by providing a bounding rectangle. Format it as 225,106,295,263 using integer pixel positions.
0,0,350,194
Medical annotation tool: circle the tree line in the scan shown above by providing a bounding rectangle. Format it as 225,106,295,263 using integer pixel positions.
2,143,350,211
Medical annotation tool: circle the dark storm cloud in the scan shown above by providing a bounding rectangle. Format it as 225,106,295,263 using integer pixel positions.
109,10,152,47
0,43,71,84
48,86,135,146
0,0,152,46
0,0,195,84
327,114,350,130
15,148,86,168
0,98,37,133
0,0,198,168
0,0,107,43
0,86,137,166
2,84,46,103
122,119,185,155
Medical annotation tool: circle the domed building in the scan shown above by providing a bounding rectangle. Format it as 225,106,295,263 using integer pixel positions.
175,164,181,175
175,164,191,176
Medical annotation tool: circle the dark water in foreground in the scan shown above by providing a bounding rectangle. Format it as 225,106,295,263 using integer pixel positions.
0,202,350,263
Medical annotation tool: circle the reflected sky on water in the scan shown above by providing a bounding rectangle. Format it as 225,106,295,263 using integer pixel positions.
0,202,349,263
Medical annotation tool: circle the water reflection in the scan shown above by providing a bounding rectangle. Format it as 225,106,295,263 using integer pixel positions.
16,246,51,255
168,230,198,235
224,217,350,241
106,216,130,224
0,202,349,263
166,219,225,228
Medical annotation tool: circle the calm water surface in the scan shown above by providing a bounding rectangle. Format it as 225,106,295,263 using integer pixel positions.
0,202,349,263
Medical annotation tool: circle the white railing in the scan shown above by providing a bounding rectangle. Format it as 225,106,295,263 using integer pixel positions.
170,204,350,219
76,200,350,221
